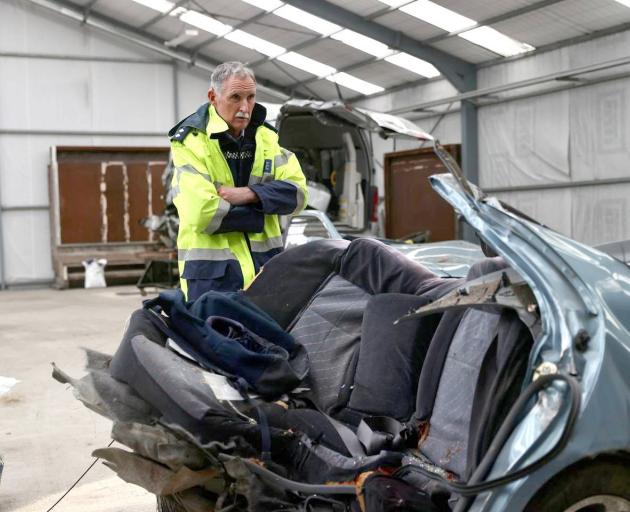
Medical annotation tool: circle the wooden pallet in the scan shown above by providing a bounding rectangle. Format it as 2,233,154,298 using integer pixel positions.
51,242,175,289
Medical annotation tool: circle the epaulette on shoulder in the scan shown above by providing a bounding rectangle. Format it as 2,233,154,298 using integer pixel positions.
263,121,278,133
170,125,194,143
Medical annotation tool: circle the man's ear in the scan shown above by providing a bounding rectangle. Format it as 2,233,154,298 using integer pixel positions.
208,88,216,105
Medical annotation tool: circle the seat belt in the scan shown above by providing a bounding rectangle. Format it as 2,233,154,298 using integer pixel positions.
356,416,411,455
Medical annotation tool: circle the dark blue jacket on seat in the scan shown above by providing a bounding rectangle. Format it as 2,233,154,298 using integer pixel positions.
143,289,309,397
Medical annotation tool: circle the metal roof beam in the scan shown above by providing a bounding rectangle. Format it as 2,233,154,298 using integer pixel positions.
423,0,566,45
281,0,475,93
23,0,294,101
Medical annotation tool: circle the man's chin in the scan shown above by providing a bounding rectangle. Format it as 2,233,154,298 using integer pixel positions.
233,118,250,129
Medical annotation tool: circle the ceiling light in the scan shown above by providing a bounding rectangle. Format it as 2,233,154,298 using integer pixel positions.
225,30,286,57
327,73,384,95
130,0,174,13
240,0,284,11
399,0,476,32
459,26,534,56
277,52,336,77
330,29,392,58
273,5,341,36
165,29,199,47
614,0,630,6
385,52,440,78
377,0,410,6
169,6,187,16
179,10,232,37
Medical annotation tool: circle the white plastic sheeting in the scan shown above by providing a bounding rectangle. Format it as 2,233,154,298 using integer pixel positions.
495,183,630,247
477,29,630,245
479,92,570,188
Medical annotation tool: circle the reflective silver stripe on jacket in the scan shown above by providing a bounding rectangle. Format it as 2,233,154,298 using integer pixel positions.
204,198,231,235
248,174,275,186
248,174,262,186
178,247,236,261
279,179,306,214
175,164,212,183
249,236,284,253
274,148,294,168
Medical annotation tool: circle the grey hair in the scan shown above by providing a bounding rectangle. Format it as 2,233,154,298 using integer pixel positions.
210,62,256,95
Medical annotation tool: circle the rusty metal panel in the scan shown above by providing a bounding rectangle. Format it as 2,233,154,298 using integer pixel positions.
384,145,460,242
58,161,102,244
54,147,169,245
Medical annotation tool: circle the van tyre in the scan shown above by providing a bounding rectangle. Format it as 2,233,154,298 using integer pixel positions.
524,456,630,512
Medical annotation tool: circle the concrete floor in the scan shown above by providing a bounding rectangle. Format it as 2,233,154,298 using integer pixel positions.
0,286,158,512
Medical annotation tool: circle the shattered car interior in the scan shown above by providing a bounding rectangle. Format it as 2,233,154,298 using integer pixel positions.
53,140,630,512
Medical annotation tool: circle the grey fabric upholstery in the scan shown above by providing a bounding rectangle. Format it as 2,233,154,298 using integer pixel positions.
289,275,369,412
418,309,502,477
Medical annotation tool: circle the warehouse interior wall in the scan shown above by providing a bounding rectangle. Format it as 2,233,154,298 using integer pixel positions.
0,0,273,287
2,0,630,286
357,28,630,248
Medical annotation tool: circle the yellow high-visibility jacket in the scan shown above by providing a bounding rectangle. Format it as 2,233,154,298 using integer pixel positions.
168,102,307,300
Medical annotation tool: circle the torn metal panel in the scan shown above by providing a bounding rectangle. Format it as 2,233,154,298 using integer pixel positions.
112,421,208,472
399,268,538,328
93,447,222,496
52,362,156,424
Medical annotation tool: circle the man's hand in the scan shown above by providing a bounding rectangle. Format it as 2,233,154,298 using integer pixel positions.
217,185,258,205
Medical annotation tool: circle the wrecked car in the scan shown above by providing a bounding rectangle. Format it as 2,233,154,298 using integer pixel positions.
54,136,630,512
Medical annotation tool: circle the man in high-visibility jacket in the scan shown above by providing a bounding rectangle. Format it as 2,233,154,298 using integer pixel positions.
168,61,307,300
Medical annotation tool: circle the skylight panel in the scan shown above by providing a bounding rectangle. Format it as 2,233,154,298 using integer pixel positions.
273,5,341,36
399,0,476,32
277,52,337,77
330,29,393,58
179,10,232,37
377,0,410,6
224,30,286,57
240,0,284,11
327,73,385,96
385,52,440,78
459,26,535,57
130,0,174,13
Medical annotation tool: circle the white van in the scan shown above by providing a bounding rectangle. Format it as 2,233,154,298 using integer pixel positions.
270,100,430,233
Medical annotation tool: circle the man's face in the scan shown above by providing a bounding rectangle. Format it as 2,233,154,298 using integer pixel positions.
208,75,256,136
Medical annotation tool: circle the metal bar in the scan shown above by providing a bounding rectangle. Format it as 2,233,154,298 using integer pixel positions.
485,177,630,194
424,0,566,45
0,51,170,64
288,0,564,94
0,155,5,289
23,0,292,101
388,53,630,114
405,68,630,121
281,0,475,92
477,20,630,70
0,129,165,136
0,205,49,212
348,22,630,104
172,61,179,123
189,10,269,54
247,0,416,72
138,0,188,30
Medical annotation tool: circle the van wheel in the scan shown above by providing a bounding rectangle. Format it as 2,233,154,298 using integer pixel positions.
524,457,630,512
